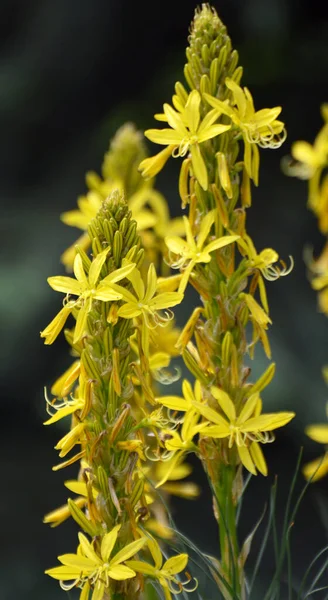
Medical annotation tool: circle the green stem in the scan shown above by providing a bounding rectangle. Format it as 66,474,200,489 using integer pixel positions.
215,464,241,597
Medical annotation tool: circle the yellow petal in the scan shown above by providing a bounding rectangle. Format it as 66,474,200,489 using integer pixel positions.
138,145,174,179
197,123,231,143
225,78,247,118
43,497,86,527
184,89,201,133
145,128,183,146
155,452,184,488
73,305,89,344
197,209,216,250
101,525,121,562
244,294,272,326
45,565,82,580
204,235,239,255
197,108,222,135
93,287,123,302
210,386,236,421
292,141,317,168
190,143,208,191
200,424,230,439
78,532,102,565
108,565,136,580
157,395,189,411
91,579,105,600
238,445,257,475
124,560,156,576
303,453,328,481
110,537,146,565
182,379,195,405
192,400,228,427
125,266,145,299
165,235,189,255
242,412,295,432
51,360,80,397
149,292,183,310
58,554,95,572
163,103,187,136
249,442,267,476
64,480,88,497
117,303,141,319
88,248,109,287
41,303,74,345
73,254,88,285
163,553,188,575
101,262,136,285
162,481,200,499
203,93,236,120
306,424,328,444
238,394,259,424
252,143,260,186
55,422,85,457
144,263,157,303
43,400,82,425
80,581,90,600
253,107,282,126
47,276,81,296
243,137,253,181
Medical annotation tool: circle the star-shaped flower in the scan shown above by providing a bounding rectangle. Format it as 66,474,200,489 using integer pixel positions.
45,526,146,599
204,78,286,185
193,387,294,476
116,263,183,356
141,89,231,190
41,249,135,344
165,209,239,292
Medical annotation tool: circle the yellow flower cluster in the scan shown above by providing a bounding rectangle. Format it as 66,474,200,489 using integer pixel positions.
41,6,295,600
41,188,192,599
289,106,328,481
60,123,185,272
137,4,294,594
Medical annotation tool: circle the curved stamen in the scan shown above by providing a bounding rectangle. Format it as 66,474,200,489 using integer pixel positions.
263,255,294,281
60,577,81,591
182,576,199,592
153,366,181,385
168,579,183,594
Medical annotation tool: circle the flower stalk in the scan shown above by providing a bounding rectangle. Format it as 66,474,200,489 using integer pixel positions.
142,4,294,596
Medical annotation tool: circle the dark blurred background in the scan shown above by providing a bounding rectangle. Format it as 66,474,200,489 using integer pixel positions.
1,1,328,598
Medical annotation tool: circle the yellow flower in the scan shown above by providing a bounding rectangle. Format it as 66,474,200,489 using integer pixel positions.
44,375,90,425
116,264,183,356
41,249,135,344
204,78,286,185
126,536,194,600
143,89,231,190
304,419,328,481
243,293,271,327
45,526,146,599
193,387,294,476
138,145,175,179
51,360,80,398
241,234,293,282
165,209,239,292
156,411,208,487
292,123,328,179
